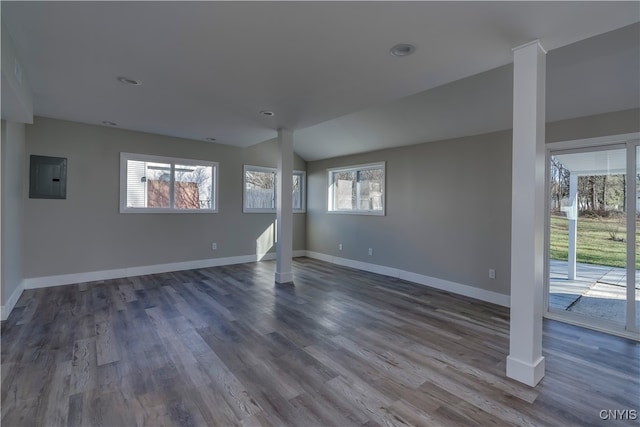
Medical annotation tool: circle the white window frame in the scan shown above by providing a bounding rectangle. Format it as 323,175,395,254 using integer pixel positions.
327,162,386,216
243,165,306,213
120,152,218,214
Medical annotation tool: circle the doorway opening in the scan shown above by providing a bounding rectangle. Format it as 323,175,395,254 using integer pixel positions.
546,135,640,338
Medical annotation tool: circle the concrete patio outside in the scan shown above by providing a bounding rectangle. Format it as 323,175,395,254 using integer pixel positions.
549,259,640,325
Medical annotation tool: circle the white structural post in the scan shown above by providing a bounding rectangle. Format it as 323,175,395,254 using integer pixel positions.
507,40,546,387
275,128,294,284
567,174,578,280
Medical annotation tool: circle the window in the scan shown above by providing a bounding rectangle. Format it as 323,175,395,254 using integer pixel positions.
243,165,306,213
120,153,217,213
292,171,304,211
328,162,385,215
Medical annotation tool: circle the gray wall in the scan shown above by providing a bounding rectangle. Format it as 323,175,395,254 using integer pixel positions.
306,108,640,298
23,117,305,278
1,120,26,306
1,23,34,123
17,108,640,288
307,130,513,295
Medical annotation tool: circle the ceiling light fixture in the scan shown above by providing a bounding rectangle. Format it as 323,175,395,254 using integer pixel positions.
260,110,275,117
389,44,416,57
102,121,117,126
117,76,142,86
205,137,217,142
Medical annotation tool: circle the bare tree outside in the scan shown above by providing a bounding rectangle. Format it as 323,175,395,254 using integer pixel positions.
332,167,384,211
142,162,171,208
175,165,213,209
245,170,275,209
549,154,632,269
550,156,570,211
335,171,355,209
127,161,213,209
244,169,304,210
358,168,384,211
292,174,302,209
549,156,626,215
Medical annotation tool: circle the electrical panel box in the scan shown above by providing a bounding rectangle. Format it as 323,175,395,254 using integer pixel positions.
29,155,67,199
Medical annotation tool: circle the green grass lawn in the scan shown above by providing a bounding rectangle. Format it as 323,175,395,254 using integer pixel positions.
550,214,640,269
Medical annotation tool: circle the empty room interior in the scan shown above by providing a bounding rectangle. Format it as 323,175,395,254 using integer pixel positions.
2,2,640,426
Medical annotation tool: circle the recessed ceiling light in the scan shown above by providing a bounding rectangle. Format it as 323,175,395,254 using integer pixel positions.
390,44,416,57
260,110,275,117
205,137,217,142
117,76,142,86
102,121,117,126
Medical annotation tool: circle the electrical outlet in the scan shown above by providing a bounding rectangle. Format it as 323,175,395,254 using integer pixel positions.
489,269,496,279
368,248,373,256
211,242,217,250
338,243,343,251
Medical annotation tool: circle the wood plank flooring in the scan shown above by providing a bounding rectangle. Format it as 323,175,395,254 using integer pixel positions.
1,257,638,426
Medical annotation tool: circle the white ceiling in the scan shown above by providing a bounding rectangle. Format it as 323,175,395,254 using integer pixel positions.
296,22,640,160
2,2,639,161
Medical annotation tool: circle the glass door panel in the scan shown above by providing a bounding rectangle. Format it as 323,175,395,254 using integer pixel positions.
635,145,640,331
548,147,627,326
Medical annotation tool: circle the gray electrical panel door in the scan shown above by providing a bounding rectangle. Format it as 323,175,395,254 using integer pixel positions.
29,155,67,199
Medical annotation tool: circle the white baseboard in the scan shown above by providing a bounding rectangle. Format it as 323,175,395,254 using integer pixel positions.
275,271,294,284
1,281,25,321
305,251,510,307
22,255,257,290
22,250,307,291
262,250,307,262
4,249,504,321
506,355,545,387
2,250,306,321
303,251,333,263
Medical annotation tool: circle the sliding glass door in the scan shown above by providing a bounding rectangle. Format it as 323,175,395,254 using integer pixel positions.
634,146,640,332
547,139,639,337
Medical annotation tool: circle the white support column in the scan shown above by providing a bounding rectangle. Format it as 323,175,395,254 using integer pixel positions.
507,40,547,387
567,174,578,280
275,128,294,284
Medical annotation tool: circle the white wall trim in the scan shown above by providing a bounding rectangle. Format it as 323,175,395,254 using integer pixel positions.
305,251,510,307
506,355,546,387
4,249,504,320
242,164,307,213
22,255,255,290
1,280,25,321
275,271,294,284
327,161,386,216
544,311,640,342
22,251,307,290
546,132,639,151
119,152,219,214
2,250,306,321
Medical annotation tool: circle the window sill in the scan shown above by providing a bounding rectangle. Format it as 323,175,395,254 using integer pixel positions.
243,209,307,214
120,208,218,214
327,210,385,216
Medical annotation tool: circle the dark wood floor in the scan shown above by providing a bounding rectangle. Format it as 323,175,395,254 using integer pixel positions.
1,258,638,427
